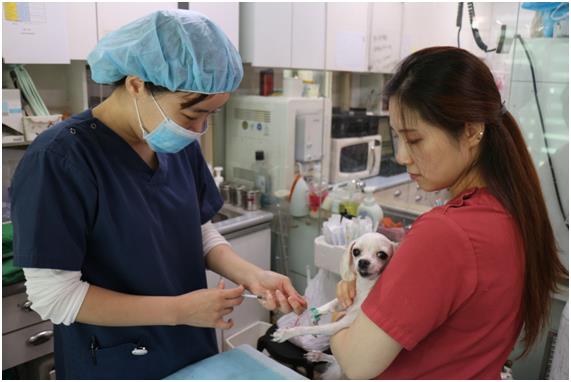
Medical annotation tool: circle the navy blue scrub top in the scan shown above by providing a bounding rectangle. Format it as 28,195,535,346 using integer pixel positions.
11,110,224,379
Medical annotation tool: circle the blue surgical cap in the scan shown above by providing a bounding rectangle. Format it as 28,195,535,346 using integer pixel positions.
87,10,243,94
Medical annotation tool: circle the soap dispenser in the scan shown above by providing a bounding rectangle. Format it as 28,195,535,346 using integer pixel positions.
357,186,384,231
213,167,224,190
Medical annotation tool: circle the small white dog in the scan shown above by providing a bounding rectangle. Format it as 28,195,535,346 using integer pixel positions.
272,232,397,379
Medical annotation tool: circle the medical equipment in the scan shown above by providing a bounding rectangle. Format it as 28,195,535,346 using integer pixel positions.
8,65,50,116
225,95,331,193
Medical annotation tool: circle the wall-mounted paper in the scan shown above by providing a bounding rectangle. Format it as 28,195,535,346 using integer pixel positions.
2,3,70,64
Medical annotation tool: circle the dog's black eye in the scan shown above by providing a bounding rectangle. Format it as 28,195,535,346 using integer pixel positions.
352,248,361,257
377,251,388,260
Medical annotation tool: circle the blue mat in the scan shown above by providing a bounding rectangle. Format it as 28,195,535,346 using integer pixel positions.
164,344,306,380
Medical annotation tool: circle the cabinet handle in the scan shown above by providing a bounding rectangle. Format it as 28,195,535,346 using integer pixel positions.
27,330,53,346
394,190,401,197
415,195,422,202
19,300,33,312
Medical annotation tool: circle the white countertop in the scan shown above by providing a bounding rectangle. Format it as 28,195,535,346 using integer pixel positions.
364,173,412,192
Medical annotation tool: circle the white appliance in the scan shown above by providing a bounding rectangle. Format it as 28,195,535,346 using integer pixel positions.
330,134,382,183
225,95,332,192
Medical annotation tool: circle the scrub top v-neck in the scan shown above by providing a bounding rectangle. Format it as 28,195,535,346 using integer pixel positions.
11,110,223,379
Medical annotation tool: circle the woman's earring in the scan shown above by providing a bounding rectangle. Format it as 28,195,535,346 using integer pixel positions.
478,130,484,140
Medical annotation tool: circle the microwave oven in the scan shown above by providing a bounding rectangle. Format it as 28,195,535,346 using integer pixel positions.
330,134,382,183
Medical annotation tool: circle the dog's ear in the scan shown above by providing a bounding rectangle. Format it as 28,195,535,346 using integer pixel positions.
340,240,356,281
391,240,399,256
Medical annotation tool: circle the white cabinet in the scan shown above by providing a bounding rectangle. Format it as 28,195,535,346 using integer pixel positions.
186,2,239,50
325,3,402,73
325,3,370,72
240,3,292,68
241,3,401,72
400,3,493,59
291,3,326,70
95,2,177,40
369,2,403,73
240,3,327,70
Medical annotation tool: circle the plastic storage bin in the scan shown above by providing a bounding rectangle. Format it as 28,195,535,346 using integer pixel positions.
224,321,272,352
314,235,345,275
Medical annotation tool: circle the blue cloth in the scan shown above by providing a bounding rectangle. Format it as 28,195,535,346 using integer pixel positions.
11,110,223,379
87,10,243,93
165,345,307,380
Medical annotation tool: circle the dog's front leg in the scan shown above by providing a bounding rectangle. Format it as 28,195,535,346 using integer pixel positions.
315,298,342,316
272,317,352,343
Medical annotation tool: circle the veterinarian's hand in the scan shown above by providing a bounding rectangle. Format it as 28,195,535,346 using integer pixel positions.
337,279,356,309
248,270,308,315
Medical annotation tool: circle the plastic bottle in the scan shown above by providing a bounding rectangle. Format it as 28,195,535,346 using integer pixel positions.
357,186,384,231
252,151,272,207
213,166,224,190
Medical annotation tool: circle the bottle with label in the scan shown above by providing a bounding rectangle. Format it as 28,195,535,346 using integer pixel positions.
357,186,384,231
252,151,272,207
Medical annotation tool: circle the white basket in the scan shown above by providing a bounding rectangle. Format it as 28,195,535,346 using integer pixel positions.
224,321,272,352
314,235,346,275
23,115,62,142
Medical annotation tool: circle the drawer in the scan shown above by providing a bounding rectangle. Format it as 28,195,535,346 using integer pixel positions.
3,292,43,335
2,320,54,370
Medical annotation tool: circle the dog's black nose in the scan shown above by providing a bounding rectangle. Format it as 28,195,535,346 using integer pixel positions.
358,259,370,269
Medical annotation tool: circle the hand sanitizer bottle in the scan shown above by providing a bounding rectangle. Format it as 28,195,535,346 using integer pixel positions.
357,186,384,231
213,167,224,190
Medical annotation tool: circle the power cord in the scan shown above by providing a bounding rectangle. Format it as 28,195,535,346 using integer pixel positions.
515,34,569,229
456,2,463,48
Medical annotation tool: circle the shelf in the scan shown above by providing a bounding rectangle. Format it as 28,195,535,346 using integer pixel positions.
2,142,30,148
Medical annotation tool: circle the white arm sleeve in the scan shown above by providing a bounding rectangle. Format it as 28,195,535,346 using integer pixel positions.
202,221,231,256
22,268,90,326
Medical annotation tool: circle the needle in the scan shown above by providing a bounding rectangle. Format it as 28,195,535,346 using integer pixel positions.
242,293,265,300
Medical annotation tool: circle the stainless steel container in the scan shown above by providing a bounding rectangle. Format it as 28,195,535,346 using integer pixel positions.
236,185,248,209
228,185,238,206
246,190,262,211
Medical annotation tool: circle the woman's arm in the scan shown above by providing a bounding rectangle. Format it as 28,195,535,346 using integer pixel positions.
330,312,402,380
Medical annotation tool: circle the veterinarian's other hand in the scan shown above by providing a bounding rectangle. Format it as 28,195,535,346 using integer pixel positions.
337,279,356,309
249,270,308,315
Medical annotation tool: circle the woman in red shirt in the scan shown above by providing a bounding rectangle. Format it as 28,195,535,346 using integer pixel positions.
330,47,568,379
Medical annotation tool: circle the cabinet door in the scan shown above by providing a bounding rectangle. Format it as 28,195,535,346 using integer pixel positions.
240,3,292,68
96,3,177,40
369,3,402,73
400,3,493,59
186,2,239,50
66,3,97,60
325,3,369,72
291,3,326,70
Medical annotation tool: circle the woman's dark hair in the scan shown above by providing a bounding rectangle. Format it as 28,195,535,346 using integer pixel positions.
112,77,210,109
384,46,567,356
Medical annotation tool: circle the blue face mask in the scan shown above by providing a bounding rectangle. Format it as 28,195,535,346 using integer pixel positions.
134,93,207,153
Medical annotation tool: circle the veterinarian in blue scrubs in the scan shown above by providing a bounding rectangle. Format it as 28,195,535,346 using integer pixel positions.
11,10,306,379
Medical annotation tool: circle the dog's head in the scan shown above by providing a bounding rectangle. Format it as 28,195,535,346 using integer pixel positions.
340,232,397,281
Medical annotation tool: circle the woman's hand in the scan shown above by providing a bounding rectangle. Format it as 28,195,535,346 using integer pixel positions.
337,279,356,309
248,270,307,315
175,280,244,329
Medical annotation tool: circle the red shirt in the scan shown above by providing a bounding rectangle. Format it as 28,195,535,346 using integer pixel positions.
362,187,525,379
